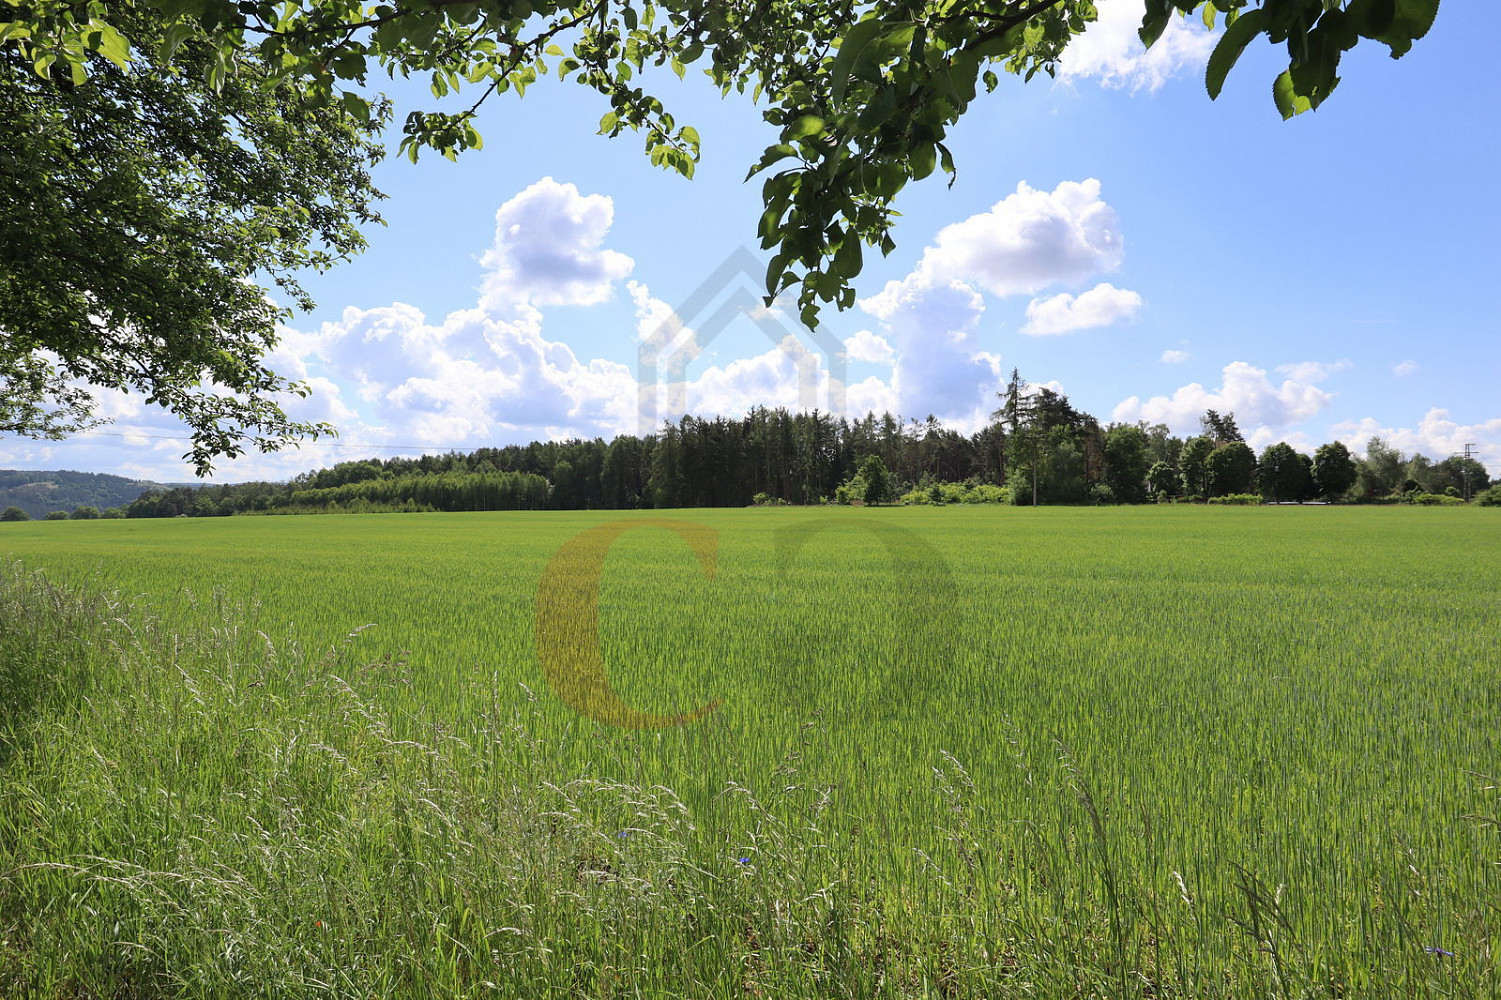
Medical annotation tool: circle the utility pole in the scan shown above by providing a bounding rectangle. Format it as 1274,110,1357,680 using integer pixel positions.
1463,443,1478,501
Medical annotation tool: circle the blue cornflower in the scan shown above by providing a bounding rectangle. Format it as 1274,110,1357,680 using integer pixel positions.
736,856,751,864
1426,947,1455,958
616,830,631,839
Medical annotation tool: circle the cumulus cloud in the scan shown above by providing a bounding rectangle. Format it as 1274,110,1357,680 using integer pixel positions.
843,330,896,365
1392,359,1419,377
1332,409,1501,475
1112,361,1336,434
1022,282,1142,336
863,179,1123,315
479,177,634,310
858,278,1000,427
854,178,1132,427
1058,0,1218,92
1245,427,1318,454
1159,349,1189,364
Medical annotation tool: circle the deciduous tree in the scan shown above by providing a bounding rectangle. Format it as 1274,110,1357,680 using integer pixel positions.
2,11,385,472
1257,441,1308,502
1103,424,1151,504
1205,441,1256,497
1180,436,1214,498
1313,440,1357,499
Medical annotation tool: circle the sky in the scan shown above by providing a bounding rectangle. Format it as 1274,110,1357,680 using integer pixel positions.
4,0,1498,483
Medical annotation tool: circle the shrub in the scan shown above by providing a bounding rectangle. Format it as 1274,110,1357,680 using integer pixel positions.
900,482,1010,505
1477,485,1501,507
1404,492,1465,506
1207,494,1262,506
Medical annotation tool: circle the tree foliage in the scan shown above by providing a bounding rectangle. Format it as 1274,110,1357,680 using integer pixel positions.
1103,424,1151,503
1,8,386,472
1146,460,1177,499
858,454,893,505
1200,408,1243,445
1205,441,1256,497
1179,436,1214,497
3,0,1444,337
1312,440,1356,499
1257,441,1309,501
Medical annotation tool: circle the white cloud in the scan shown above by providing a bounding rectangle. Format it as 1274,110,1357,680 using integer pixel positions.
861,178,1124,316
1245,427,1318,455
479,177,634,310
1058,0,1218,93
1276,359,1352,383
843,329,896,365
1392,359,1419,377
1113,361,1336,434
858,279,1001,427
629,279,691,354
1159,349,1190,364
1332,409,1501,476
1022,282,1142,336
852,178,1130,427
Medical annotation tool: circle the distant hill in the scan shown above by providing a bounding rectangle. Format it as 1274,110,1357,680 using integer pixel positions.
0,469,196,520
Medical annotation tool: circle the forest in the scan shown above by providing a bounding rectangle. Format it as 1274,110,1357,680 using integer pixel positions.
8,374,1481,520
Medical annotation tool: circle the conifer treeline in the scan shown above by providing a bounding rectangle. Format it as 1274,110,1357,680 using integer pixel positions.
110,376,1492,517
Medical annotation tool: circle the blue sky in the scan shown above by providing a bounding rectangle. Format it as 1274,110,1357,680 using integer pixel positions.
3,0,1497,482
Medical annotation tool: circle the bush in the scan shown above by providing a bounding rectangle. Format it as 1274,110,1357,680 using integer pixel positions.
749,492,788,507
1207,494,1263,506
899,481,1010,506
1089,484,1116,505
1477,485,1501,507
1403,492,1465,506
43,510,70,521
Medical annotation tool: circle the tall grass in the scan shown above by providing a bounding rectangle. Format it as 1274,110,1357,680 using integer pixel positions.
2,506,1499,997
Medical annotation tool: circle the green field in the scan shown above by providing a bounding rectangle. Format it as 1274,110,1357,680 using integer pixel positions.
2,507,1499,998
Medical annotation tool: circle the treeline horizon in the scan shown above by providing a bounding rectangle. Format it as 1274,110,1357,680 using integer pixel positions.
4,374,1495,519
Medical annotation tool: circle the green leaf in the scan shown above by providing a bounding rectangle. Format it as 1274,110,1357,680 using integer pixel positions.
1363,0,1440,57
1205,8,1266,100
830,18,888,105
745,143,798,180
909,143,936,181
785,114,825,141
1138,4,1172,48
856,87,896,130
833,235,863,280
1345,0,1397,38
1272,69,1313,119
87,20,132,71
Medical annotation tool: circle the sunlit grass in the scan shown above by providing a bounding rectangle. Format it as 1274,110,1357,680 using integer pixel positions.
2,506,1498,997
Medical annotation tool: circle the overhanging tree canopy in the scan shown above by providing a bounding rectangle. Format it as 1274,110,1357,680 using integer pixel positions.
1,0,1442,468
1,9,386,472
